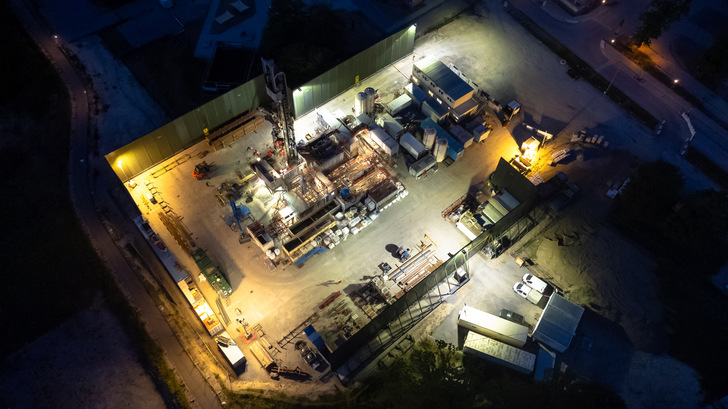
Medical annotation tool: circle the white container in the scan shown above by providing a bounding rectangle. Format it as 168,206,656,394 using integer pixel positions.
423,127,436,150
399,132,426,160
355,92,368,117
365,87,376,114
434,137,448,162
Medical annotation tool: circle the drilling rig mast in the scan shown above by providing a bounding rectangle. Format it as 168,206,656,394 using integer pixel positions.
262,58,298,166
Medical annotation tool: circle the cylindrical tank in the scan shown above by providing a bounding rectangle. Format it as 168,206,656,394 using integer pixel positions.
423,127,437,150
434,137,448,162
365,87,376,114
355,92,367,116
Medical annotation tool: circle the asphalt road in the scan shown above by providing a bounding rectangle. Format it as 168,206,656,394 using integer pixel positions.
9,1,221,408
508,0,728,169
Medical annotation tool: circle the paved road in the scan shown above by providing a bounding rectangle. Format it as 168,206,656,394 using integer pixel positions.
9,1,222,408
508,0,728,170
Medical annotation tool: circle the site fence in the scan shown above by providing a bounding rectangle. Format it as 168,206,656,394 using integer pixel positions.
105,75,268,181
291,25,416,118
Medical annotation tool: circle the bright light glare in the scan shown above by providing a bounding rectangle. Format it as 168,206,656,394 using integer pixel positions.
116,159,123,170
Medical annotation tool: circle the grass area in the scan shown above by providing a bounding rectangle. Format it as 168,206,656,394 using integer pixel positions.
613,41,728,132
505,6,659,130
222,339,625,409
685,146,728,189
0,5,190,408
613,42,705,109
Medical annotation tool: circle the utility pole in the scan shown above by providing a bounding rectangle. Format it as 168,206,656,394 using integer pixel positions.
604,65,621,96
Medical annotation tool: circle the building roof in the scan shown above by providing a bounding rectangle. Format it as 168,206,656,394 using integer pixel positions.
415,56,473,101
532,293,584,353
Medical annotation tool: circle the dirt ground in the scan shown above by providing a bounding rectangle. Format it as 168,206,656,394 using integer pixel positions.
0,296,165,409
510,149,704,408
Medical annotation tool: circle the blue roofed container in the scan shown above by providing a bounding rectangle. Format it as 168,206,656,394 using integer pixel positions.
404,83,428,109
450,125,474,148
422,98,449,123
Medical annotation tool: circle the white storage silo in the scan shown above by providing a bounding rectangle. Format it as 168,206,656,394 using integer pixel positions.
365,87,376,114
434,137,448,162
423,127,436,150
355,92,368,116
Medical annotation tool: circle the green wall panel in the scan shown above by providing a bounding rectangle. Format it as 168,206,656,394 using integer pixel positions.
292,25,416,117
106,75,267,180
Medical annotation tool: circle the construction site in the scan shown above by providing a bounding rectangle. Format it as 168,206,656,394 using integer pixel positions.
103,11,640,391
106,33,570,382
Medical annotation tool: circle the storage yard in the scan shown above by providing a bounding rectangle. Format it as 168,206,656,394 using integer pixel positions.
119,47,539,383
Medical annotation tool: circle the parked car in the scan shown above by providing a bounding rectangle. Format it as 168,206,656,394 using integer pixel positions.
498,309,525,325
513,282,531,298
513,282,545,305
522,273,549,294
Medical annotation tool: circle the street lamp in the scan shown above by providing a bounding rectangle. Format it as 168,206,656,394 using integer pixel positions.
116,159,128,180
604,65,621,96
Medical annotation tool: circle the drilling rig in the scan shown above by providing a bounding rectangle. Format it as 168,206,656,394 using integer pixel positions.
262,59,298,167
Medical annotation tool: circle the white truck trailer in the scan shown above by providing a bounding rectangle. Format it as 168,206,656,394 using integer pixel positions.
216,331,246,373
399,132,426,160
457,305,529,348
463,331,536,375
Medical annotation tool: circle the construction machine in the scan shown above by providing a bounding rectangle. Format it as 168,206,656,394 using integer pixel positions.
193,161,212,180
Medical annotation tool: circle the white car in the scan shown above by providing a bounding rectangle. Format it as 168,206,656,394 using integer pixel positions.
522,273,549,294
513,282,532,299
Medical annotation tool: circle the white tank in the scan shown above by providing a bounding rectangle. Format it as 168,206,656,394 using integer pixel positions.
434,137,448,162
355,92,368,116
423,127,437,150
365,87,376,114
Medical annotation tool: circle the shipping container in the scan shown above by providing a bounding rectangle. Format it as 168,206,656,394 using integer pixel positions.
463,331,536,375
450,125,474,148
399,132,426,159
386,94,413,116
216,331,246,373
376,113,405,139
457,305,529,348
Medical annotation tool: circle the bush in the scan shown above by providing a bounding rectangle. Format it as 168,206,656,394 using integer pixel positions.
617,160,684,228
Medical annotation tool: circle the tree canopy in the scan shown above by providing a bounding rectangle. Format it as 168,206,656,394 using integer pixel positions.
634,0,693,47
618,160,684,227
260,0,345,87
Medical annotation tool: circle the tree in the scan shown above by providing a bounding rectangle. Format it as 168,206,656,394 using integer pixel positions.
260,0,345,86
617,160,684,228
663,189,728,260
634,0,693,47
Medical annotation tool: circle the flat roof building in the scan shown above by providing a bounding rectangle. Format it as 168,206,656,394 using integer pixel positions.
413,56,478,120
532,293,584,353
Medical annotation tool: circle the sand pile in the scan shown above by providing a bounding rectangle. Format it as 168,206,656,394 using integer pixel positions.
534,213,666,352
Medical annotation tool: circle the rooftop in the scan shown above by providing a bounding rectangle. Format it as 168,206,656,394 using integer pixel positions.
532,293,585,353
414,56,473,101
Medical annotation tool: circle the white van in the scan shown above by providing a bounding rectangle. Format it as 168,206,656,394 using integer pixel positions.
522,273,549,294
